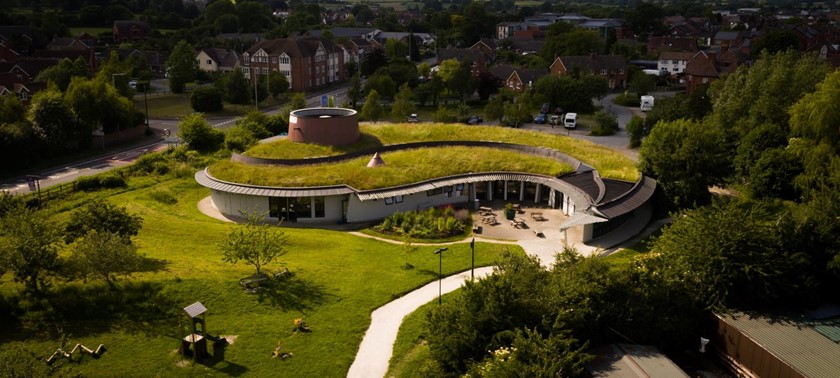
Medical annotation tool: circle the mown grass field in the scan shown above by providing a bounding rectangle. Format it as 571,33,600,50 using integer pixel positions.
0,173,521,377
134,92,256,119
243,123,639,182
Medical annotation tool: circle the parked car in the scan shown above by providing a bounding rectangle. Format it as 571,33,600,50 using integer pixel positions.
407,114,420,123
128,80,137,89
467,115,483,125
534,113,547,124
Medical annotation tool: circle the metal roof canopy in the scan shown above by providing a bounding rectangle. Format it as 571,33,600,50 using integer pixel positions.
558,212,608,230
183,302,207,318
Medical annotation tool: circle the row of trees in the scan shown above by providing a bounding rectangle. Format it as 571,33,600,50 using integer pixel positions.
0,197,145,297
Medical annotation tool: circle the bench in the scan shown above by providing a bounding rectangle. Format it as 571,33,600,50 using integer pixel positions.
531,212,546,221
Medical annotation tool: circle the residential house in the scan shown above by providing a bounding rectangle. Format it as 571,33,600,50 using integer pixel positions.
657,51,695,76
306,27,379,41
811,40,840,67
32,49,98,72
113,20,151,43
0,25,34,49
46,35,94,51
488,65,547,92
550,55,628,89
683,51,720,93
0,71,45,103
240,36,345,92
437,48,489,76
502,37,545,56
470,39,496,61
647,36,699,56
338,37,380,67
144,51,168,76
0,59,58,81
196,48,239,72
0,44,19,63
373,32,434,48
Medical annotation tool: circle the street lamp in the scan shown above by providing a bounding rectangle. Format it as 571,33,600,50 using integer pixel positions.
433,247,448,305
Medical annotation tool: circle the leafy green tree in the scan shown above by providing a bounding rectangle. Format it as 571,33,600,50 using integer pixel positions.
391,83,415,119
289,92,307,110
223,66,251,110
360,48,387,77
348,73,362,109
580,75,609,101
653,199,814,309
166,40,198,94
484,95,506,124
35,57,89,91
465,327,591,378
64,200,143,243
0,204,61,296
191,85,224,112
629,73,656,96
623,2,664,37
364,74,396,100
751,29,800,57
540,28,604,62
591,110,618,136
220,210,289,276
384,39,408,61
27,87,81,150
344,59,358,78
65,77,135,136
448,60,476,103
789,69,840,146
436,58,460,84
67,230,143,285
360,89,384,122
417,62,431,78
503,92,534,128
96,50,136,98
638,119,730,208
178,113,224,152
626,115,647,148
267,71,290,99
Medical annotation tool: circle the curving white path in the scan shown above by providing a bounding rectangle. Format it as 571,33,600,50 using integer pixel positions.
347,266,496,378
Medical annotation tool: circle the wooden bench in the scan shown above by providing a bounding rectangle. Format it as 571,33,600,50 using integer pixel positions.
531,212,546,221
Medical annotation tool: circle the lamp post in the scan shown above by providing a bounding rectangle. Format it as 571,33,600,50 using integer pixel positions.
433,247,448,305
143,82,150,132
470,237,475,282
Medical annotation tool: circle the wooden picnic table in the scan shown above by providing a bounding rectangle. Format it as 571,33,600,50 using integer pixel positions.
482,215,496,224
512,218,526,228
479,206,493,215
531,212,546,221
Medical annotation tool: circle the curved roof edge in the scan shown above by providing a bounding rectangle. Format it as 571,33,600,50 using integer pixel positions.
195,169,356,198
592,176,657,219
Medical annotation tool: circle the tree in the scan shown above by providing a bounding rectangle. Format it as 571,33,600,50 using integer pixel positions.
503,92,534,128
448,60,476,103
628,73,656,96
623,2,664,37
475,71,498,101
0,204,61,296
638,119,731,208
267,71,290,99
391,83,415,119
789,69,840,147
220,210,289,276
35,56,89,91
465,327,591,377
191,85,224,112
360,89,384,122
751,29,800,57
384,39,408,61
166,40,198,93
484,95,505,124
289,92,307,110
223,67,251,109
364,74,396,100
540,28,604,62
64,200,143,243
178,113,224,152
67,230,142,285
65,77,135,136
653,199,814,309
344,59,358,78
27,86,81,150
360,48,387,77
348,73,362,109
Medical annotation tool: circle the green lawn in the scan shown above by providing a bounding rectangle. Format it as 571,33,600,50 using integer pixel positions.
211,146,573,189
244,124,639,182
135,93,256,119
0,174,520,377
386,295,443,377
70,27,112,36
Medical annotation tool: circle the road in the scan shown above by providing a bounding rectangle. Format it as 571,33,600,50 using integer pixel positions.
0,84,346,195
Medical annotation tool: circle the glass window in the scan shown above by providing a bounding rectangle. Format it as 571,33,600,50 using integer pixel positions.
600,69,607,75
314,197,325,218
269,197,282,218
296,197,312,218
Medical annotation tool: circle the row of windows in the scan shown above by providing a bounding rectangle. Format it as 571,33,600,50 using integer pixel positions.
269,197,325,220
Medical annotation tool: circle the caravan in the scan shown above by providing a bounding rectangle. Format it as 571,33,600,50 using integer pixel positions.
563,113,577,129
640,96,654,112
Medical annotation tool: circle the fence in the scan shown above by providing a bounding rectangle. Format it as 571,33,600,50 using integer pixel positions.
19,181,77,208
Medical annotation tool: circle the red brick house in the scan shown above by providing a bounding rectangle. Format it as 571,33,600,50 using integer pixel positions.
488,64,549,92
683,51,720,94
241,36,346,92
550,55,628,89
113,21,151,43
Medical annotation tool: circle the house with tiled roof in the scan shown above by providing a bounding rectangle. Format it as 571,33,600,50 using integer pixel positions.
46,35,94,51
657,51,695,76
0,26,33,47
240,36,345,92
647,36,699,56
488,64,548,92
32,49,98,72
0,72,45,103
196,48,239,73
113,20,151,43
470,39,496,61
683,51,720,94
550,54,628,89
0,44,19,63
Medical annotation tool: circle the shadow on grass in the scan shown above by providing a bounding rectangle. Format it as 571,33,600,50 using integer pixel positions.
198,340,249,376
136,256,170,273
415,269,440,279
252,273,330,312
0,281,180,344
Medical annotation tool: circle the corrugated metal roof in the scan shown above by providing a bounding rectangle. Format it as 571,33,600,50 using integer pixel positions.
587,343,689,377
718,312,840,378
594,177,657,219
183,302,207,318
558,171,601,202
195,169,355,198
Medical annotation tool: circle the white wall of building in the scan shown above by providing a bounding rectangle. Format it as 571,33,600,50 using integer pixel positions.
345,189,472,223
658,58,688,74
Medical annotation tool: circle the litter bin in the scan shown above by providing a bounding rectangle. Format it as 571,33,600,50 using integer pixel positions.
474,199,480,210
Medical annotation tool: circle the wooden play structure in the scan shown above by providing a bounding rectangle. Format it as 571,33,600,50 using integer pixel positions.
45,343,106,364
179,301,209,361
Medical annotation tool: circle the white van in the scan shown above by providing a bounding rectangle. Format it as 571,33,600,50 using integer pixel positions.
563,113,577,129
640,95,654,112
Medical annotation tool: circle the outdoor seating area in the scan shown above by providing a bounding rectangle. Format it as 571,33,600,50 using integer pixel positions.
531,212,546,221
471,202,575,243
511,218,527,228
